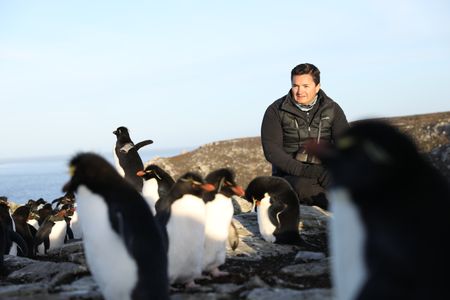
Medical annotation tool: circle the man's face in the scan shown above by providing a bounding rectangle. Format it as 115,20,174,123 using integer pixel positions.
291,74,320,105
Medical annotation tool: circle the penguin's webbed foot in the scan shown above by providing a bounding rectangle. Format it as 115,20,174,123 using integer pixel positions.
210,268,229,278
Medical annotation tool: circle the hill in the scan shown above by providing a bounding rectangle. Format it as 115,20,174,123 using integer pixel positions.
148,111,450,186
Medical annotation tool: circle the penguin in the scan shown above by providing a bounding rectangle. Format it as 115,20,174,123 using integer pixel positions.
0,199,28,257
63,152,169,300
155,172,215,288
113,126,153,192
12,205,36,258
136,164,175,215
35,215,67,255
245,176,303,245
307,120,450,300
202,168,245,277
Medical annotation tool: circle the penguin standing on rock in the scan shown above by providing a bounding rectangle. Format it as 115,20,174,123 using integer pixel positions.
113,126,153,192
63,153,169,300
137,164,175,215
307,120,450,300
202,168,244,277
245,176,303,245
12,206,35,257
155,172,215,288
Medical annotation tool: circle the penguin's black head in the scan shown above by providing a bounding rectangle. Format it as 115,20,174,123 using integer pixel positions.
174,172,215,198
63,152,123,195
12,205,31,221
113,126,129,136
204,168,245,198
308,120,426,196
137,164,166,181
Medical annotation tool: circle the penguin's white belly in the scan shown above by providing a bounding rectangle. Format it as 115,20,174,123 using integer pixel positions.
113,147,125,177
76,185,137,300
257,195,276,243
37,220,67,255
167,195,206,284
27,219,39,231
203,194,233,271
141,178,159,215
329,188,367,300
70,211,83,239
9,214,18,255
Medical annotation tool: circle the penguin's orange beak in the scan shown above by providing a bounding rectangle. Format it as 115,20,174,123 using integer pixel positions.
231,186,245,197
255,200,261,207
136,170,146,177
201,183,216,192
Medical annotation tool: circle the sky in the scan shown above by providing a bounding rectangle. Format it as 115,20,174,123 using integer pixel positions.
1,0,449,160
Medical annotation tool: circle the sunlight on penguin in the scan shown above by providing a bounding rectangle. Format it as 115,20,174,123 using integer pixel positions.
63,152,169,300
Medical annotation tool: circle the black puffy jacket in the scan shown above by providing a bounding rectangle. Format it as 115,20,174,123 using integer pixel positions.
261,89,349,177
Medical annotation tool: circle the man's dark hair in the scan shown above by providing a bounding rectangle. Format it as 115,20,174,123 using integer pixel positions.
291,63,320,85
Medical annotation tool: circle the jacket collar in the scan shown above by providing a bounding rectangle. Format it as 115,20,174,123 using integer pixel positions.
280,89,325,118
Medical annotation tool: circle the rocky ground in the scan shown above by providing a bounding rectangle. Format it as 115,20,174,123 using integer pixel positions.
0,202,332,300
0,111,448,299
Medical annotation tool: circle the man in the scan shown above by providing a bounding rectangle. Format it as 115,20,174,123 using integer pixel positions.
261,63,349,209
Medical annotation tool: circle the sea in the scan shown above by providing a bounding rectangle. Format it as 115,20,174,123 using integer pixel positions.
0,147,190,205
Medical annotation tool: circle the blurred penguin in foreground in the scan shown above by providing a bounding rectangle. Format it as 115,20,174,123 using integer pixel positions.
307,120,450,300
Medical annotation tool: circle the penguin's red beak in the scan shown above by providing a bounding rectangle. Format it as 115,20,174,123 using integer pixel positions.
201,183,216,192
231,185,245,197
136,170,146,177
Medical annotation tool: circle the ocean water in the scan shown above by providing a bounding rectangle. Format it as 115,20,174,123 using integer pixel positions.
0,148,188,205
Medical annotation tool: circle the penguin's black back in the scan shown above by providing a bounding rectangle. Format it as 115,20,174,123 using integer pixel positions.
246,176,302,245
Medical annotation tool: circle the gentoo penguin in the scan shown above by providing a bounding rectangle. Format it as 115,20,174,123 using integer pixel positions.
155,172,215,288
63,153,168,300
35,209,68,255
137,164,175,215
113,126,153,192
245,176,303,245
202,168,245,277
307,120,450,300
12,205,35,258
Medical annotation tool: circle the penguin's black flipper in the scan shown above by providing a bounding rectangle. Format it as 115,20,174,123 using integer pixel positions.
34,219,54,247
134,140,153,151
268,196,286,227
9,230,28,257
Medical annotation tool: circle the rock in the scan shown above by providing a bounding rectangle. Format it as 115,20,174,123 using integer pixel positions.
294,251,326,262
281,258,330,278
245,287,332,300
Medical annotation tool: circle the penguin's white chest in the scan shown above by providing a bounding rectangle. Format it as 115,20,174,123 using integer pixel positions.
113,146,125,177
70,210,83,239
203,194,234,271
167,194,206,284
141,178,159,215
37,220,67,254
76,185,138,300
257,195,276,243
329,188,367,300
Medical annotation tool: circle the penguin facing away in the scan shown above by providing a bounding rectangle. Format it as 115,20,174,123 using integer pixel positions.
12,205,36,258
155,172,215,288
63,153,169,300
113,126,153,192
245,176,303,245
136,164,175,215
307,120,450,300
202,168,245,277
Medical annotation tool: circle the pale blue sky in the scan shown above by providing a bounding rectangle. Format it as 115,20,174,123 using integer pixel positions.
1,0,449,160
